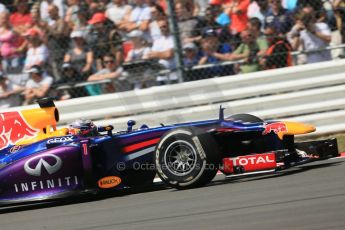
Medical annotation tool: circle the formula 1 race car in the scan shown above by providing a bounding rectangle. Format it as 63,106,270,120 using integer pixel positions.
0,98,339,205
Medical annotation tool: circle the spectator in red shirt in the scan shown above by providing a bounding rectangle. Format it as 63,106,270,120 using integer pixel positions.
210,0,250,48
9,0,33,55
223,0,250,34
224,0,250,34
157,0,167,13
9,0,33,36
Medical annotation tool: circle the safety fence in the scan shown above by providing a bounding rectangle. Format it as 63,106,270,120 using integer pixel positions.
52,42,345,93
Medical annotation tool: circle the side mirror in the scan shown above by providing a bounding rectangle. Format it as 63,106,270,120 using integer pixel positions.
97,125,114,136
105,125,114,136
127,120,136,132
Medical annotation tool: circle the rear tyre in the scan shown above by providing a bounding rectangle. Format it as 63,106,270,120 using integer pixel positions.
155,127,221,189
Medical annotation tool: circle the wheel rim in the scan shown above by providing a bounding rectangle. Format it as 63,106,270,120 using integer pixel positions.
163,140,197,176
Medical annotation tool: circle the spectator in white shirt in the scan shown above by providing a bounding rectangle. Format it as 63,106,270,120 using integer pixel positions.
0,4,8,14
194,0,208,17
125,30,151,89
288,10,332,64
106,0,132,28
122,0,151,36
144,19,177,84
125,30,150,62
23,28,49,71
148,4,165,43
247,0,269,27
40,0,66,23
23,65,53,105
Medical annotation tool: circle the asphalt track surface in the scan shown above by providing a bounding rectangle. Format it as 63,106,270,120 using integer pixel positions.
1,157,345,230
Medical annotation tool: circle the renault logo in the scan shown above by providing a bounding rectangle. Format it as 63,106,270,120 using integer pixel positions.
24,154,62,176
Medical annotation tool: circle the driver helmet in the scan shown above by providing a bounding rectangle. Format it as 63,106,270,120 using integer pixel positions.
68,119,98,137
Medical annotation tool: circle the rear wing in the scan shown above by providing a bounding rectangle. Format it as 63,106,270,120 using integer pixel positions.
0,98,66,149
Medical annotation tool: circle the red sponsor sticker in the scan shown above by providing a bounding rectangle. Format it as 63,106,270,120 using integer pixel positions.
0,112,37,150
262,122,287,135
223,153,277,174
98,176,122,189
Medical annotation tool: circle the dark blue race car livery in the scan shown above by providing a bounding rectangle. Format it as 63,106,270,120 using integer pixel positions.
0,98,339,205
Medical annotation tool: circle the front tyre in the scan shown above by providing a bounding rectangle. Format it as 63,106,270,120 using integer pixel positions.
155,127,220,189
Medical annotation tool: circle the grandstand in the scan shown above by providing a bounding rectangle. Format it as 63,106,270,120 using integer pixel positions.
0,0,344,108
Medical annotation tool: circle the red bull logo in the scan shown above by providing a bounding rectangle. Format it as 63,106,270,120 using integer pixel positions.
0,112,37,150
262,122,287,135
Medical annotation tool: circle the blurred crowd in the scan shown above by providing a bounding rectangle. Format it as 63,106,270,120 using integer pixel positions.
0,0,344,108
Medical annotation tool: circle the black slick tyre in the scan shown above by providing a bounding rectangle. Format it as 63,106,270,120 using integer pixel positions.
155,127,220,189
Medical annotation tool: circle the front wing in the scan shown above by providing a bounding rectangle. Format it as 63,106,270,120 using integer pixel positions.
220,138,339,175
